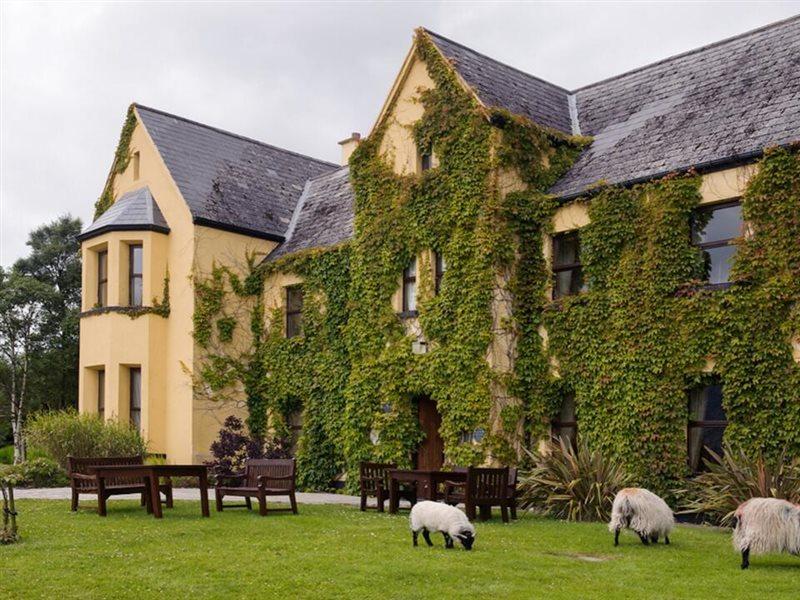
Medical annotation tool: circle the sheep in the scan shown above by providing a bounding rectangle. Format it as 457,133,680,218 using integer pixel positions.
609,487,674,546
732,497,800,569
410,501,476,550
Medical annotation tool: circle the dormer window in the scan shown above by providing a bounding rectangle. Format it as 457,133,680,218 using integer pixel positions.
129,244,144,306
402,258,417,313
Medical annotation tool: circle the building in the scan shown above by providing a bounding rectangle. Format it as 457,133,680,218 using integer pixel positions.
78,17,800,488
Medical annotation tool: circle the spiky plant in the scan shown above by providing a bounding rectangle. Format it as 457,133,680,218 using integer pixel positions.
518,437,630,522
677,443,800,525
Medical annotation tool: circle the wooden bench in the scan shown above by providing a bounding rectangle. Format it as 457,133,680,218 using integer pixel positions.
67,455,173,514
215,458,298,516
444,466,511,522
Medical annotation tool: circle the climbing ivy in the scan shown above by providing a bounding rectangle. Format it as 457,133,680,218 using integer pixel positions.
94,104,138,218
545,148,800,495
191,26,799,497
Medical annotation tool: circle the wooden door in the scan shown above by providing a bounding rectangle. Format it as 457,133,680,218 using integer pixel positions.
415,397,444,471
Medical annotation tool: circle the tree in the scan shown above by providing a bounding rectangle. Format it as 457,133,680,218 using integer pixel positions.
0,268,52,463
14,216,82,412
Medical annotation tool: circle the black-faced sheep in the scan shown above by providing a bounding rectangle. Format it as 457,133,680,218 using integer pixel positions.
732,497,800,569
609,487,674,546
410,501,476,550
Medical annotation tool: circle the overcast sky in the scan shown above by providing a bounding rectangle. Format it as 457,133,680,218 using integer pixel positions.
1,1,798,266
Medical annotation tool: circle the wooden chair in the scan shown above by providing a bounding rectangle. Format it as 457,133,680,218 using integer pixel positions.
67,455,173,515
444,466,511,523
359,462,394,512
215,458,298,516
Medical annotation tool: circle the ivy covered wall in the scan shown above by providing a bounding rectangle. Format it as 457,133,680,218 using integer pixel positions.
192,28,799,494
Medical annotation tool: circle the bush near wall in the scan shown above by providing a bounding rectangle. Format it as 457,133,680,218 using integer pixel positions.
25,410,147,469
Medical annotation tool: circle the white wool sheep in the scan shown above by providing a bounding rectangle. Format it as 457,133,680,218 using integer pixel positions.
410,501,476,550
609,487,674,546
732,497,800,569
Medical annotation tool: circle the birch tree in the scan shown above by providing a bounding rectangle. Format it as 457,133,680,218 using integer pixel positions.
0,267,51,463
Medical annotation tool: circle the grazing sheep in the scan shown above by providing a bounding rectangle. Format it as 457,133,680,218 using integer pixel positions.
732,497,800,569
410,501,476,551
609,487,674,546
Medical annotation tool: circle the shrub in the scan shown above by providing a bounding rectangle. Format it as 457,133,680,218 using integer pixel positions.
0,458,68,488
518,437,630,522
0,445,12,464
677,444,800,525
206,416,290,482
25,410,147,469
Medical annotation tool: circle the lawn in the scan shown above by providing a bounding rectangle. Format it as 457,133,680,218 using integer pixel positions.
1,500,798,599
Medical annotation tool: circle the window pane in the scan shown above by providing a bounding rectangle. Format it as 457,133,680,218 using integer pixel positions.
130,277,143,306
130,368,141,430
287,313,302,338
130,245,143,276
287,287,303,312
693,203,742,244
98,282,107,307
701,245,736,284
688,381,727,471
558,394,576,422
553,267,585,299
98,252,108,279
98,370,105,417
404,279,417,312
553,232,580,267
404,257,417,278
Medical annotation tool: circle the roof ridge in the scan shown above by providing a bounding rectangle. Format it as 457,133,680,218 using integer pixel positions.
571,13,800,93
133,103,339,169
421,28,571,94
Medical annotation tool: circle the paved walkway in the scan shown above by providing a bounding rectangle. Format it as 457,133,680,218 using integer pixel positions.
15,487,370,506
16,488,418,509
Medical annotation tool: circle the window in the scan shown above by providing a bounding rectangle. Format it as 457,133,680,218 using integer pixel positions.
434,251,446,294
420,152,433,172
97,369,105,420
688,378,727,472
97,250,108,307
132,151,141,180
402,257,417,313
130,367,142,431
129,244,143,306
551,394,577,448
552,231,586,299
692,201,742,285
286,286,303,338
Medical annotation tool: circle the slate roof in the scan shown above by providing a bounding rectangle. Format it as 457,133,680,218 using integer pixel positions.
135,104,338,241
551,15,800,199
424,29,573,134
78,186,169,241
267,167,353,261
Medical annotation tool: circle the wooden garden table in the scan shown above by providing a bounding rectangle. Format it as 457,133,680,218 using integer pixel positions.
387,469,466,514
90,464,210,519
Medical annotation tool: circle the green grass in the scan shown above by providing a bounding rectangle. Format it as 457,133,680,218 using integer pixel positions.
1,501,798,599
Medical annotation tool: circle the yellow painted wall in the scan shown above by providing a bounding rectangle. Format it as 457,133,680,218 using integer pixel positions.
191,226,276,462
378,53,436,175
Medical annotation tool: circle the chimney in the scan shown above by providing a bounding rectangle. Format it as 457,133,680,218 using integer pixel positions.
338,132,361,165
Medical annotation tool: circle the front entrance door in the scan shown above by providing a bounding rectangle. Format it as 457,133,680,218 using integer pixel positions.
415,397,444,471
